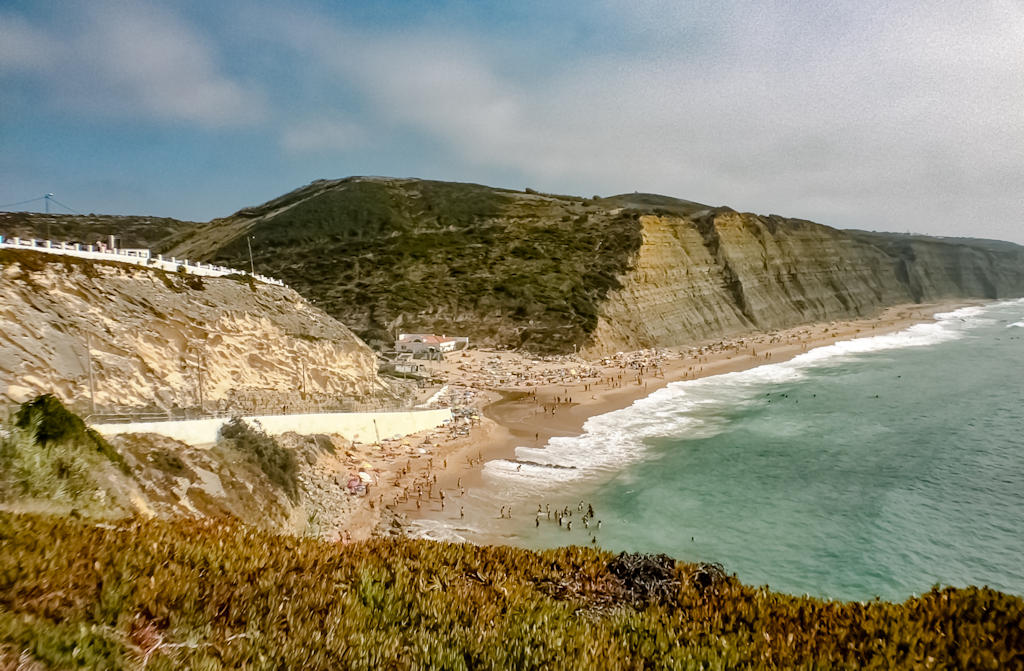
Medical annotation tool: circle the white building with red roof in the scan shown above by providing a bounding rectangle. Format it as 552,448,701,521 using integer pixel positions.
395,333,469,355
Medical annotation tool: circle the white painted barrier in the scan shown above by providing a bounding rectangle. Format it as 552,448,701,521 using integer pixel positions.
92,408,453,446
0,235,286,287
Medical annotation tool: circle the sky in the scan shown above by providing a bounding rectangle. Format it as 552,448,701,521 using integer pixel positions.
1,0,1023,243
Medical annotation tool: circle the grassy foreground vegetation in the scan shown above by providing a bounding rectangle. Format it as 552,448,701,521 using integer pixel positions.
0,513,1020,670
1,395,127,510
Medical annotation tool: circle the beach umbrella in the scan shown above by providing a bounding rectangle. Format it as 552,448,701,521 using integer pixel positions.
358,471,373,483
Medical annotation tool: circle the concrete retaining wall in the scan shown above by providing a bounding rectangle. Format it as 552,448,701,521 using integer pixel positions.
92,408,452,446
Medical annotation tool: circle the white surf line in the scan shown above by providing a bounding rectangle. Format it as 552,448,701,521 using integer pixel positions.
483,303,997,491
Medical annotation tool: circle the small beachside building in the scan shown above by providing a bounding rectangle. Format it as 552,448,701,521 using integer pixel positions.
395,333,469,355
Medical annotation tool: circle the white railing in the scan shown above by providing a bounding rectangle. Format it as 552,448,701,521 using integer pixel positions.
0,234,286,287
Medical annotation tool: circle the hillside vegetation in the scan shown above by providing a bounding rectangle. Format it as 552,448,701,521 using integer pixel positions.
1,512,1021,670
0,395,391,541
169,178,646,351
9,177,1024,354
0,211,200,251
163,177,1024,353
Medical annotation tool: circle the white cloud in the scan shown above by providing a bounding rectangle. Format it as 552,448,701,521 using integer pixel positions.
0,2,266,127
0,13,55,70
5,1,1023,241
281,119,365,154
267,1,1024,240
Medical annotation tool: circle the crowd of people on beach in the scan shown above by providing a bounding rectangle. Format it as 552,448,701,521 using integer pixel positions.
369,315,914,542
425,351,604,390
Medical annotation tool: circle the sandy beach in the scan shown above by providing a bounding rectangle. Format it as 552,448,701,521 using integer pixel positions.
355,301,975,540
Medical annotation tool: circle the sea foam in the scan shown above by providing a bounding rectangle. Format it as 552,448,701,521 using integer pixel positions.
404,518,471,543
482,302,1004,491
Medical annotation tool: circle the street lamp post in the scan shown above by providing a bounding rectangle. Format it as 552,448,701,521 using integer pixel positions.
246,235,255,275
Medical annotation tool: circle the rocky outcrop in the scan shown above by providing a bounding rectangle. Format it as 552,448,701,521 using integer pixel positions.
584,212,914,355
12,178,1023,356
0,249,392,414
154,177,1024,355
847,230,1024,302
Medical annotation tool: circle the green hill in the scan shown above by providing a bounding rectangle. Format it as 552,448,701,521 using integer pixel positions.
168,177,645,351
9,177,1024,354
163,177,1024,353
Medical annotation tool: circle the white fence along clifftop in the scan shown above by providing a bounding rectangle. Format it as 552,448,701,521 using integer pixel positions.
0,235,285,287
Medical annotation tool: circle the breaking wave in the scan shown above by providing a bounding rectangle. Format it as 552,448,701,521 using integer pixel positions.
483,302,1011,491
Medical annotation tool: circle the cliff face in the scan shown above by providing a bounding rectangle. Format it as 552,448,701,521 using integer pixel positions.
584,212,914,355
49,177,1023,356
0,250,391,414
847,230,1024,302
585,214,921,356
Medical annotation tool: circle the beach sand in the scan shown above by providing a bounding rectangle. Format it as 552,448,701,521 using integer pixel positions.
358,301,974,540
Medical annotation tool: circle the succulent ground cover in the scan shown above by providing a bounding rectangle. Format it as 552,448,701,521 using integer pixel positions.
0,512,1020,670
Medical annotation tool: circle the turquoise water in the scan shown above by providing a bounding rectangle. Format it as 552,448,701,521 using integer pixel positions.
413,300,1024,601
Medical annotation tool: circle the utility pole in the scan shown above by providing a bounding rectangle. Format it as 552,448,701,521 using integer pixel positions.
85,333,96,415
197,350,204,413
246,235,255,275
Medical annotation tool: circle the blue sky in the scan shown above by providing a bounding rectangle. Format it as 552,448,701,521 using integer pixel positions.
2,0,1023,243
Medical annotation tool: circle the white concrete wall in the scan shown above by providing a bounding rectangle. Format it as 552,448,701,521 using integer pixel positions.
92,408,452,446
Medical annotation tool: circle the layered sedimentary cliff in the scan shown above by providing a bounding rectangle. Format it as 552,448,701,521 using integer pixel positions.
584,212,914,355
9,178,1024,356
158,177,1024,355
0,249,392,414
847,230,1024,302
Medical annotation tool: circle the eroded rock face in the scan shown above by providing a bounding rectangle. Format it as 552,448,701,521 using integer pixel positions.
583,214,752,354
156,178,1024,355
0,250,390,414
847,230,1024,302
583,212,914,355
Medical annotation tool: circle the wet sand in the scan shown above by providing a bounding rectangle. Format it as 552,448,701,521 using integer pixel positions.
391,302,975,539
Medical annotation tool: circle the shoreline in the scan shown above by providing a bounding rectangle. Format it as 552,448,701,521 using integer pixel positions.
391,301,976,540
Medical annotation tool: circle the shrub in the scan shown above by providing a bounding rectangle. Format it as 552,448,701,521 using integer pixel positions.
12,395,126,471
1,396,127,504
219,418,298,501
223,273,256,290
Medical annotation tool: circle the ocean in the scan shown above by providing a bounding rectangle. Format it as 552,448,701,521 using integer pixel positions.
410,299,1024,602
